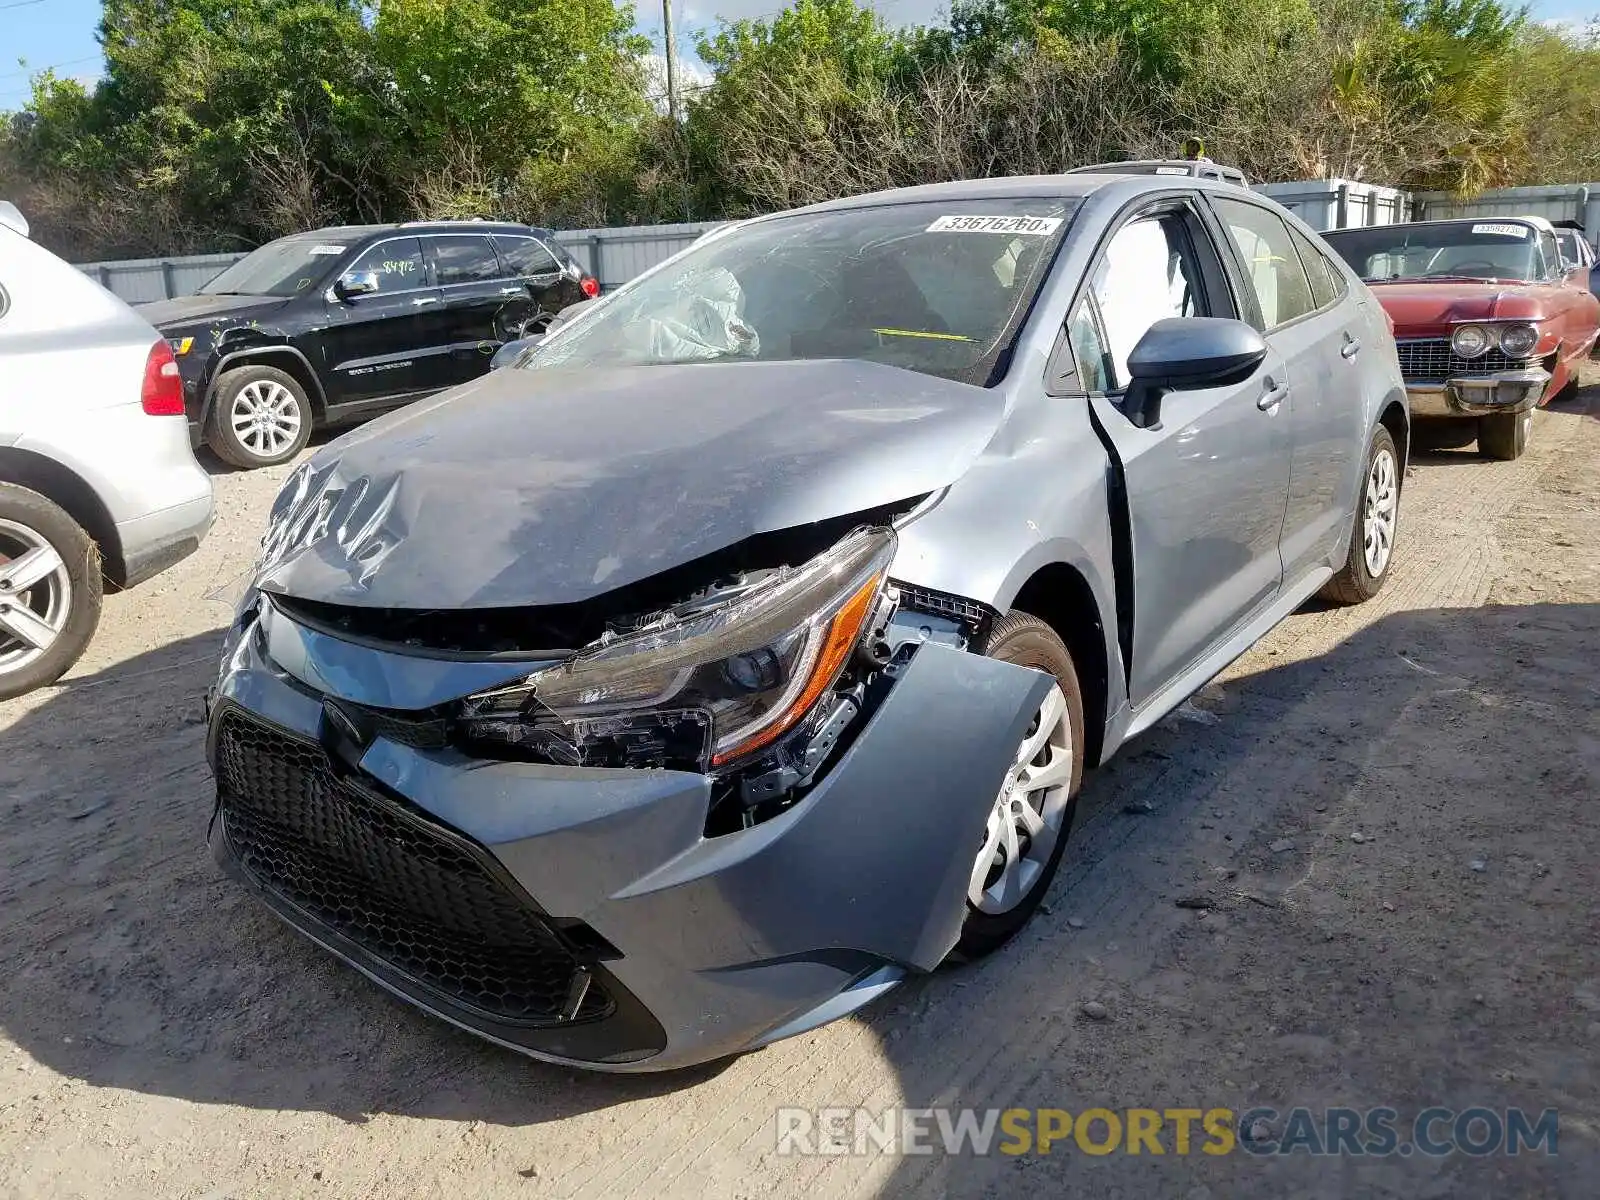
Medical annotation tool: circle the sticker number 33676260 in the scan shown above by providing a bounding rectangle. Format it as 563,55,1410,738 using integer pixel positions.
927,215,1063,235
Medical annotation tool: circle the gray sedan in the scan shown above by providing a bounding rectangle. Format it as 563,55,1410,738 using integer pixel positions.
207,171,1408,1071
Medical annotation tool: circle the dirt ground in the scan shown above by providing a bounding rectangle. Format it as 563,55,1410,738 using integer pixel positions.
2,379,1597,1199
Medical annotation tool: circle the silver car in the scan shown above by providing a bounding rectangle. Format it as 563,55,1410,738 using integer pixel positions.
208,172,1407,1071
0,204,214,698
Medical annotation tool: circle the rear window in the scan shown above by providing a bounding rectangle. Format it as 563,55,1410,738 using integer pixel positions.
494,235,561,277
1288,227,1343,309
428,235,500,285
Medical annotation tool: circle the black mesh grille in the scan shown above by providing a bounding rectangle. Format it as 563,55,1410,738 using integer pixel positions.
1395,338,1530,382
214,708,610,1025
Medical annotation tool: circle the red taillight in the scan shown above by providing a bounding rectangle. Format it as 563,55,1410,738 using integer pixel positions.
141,340,185,416
580,275,600,299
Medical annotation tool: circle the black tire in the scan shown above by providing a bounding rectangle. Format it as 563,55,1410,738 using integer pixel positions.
1319,425,1401,606
1477,409,1530,461
950,611,1086,962
0,483,102,700
205,365,314,469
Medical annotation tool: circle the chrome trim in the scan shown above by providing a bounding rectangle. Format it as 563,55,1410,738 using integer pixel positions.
1407,367,1550,418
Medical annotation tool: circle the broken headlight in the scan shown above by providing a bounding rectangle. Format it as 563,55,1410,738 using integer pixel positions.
455,527,895,770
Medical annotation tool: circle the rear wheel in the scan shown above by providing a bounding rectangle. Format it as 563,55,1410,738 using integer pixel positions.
206,365,314,469
1477,409,1531,461
950,612,1085,962
1319,425,1400,606
0,484,102,700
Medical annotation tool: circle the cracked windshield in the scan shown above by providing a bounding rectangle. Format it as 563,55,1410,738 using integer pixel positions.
529,199,1078,385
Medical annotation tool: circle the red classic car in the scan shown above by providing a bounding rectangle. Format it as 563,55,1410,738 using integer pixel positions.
1322,216,1600,460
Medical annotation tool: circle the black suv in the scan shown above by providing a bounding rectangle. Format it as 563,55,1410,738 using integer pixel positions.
140,221,599,468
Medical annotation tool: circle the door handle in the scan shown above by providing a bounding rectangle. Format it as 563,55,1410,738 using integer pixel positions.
411,296,439,307
1258,380,1288,412
1340,335,1362,360
499,287,523,296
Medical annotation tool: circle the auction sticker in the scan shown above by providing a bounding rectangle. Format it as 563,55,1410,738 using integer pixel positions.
1470,223,1528,238
309,244,348,255
928,215,1062,235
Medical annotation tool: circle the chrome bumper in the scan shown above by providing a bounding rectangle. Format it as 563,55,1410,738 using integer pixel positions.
1407,368,1550,419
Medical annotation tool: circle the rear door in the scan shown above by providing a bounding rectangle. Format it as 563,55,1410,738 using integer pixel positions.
423,234,512,388
493,233,581,335
1072,196,1292,711
317,236,447,408
1205,196,1343,583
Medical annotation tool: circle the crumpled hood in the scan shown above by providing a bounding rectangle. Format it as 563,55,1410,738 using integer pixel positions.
1364,281,1544,330
138,292,289,330
256,360,1006,610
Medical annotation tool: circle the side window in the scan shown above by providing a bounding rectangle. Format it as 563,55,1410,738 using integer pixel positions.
493,235,561,278
1065,299,1113,393
428,235,501,285
1538,231,1561,280
1211,198,1316,330
1288,226,1339,309
1089,213,1208,388
345,237,425,293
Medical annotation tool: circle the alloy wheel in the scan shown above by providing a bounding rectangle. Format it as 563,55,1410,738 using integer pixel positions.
0,518,73,676
230,380,303,460
1362,446,1398,578
968,682,1075,915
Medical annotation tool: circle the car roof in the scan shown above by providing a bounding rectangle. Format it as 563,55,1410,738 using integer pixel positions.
1324,215,1554,237
280,221,555,242
782,172,1253,218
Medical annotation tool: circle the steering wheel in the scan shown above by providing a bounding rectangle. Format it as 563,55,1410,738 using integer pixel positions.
1430,261,1501,277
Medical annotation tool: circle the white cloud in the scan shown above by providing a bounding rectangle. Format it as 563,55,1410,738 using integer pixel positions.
639,51,715,112
1539,15,1597,40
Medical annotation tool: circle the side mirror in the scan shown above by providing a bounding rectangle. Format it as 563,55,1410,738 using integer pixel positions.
1123,317,1268,430
489,336,538,371
334,270,380,301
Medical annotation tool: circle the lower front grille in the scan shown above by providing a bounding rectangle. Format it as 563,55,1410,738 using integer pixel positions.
213,707,611,1026
1395,337,1530,382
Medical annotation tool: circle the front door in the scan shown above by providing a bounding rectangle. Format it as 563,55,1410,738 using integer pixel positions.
1073,200,1291,710
318,236,448,409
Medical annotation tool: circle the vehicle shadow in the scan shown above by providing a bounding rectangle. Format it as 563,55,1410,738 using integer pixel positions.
859,599,1600,1198
0,632,728,1130
194,426,344,476
2,601,1596,1184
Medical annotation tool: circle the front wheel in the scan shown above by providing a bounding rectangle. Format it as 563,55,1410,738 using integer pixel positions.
950,612,1085,962
206,365,314,469
1319,425,1400,606
0,483,103,700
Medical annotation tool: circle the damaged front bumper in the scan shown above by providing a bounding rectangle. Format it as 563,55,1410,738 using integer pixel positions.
1406,367,1550,419
206,599,1049,1072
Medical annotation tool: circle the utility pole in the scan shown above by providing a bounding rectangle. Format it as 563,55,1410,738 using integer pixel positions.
663,0,681,125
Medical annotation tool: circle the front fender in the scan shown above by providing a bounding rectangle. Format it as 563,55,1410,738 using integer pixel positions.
200,340,326,424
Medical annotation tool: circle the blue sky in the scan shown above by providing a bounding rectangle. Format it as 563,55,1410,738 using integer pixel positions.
1,0,1593,110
